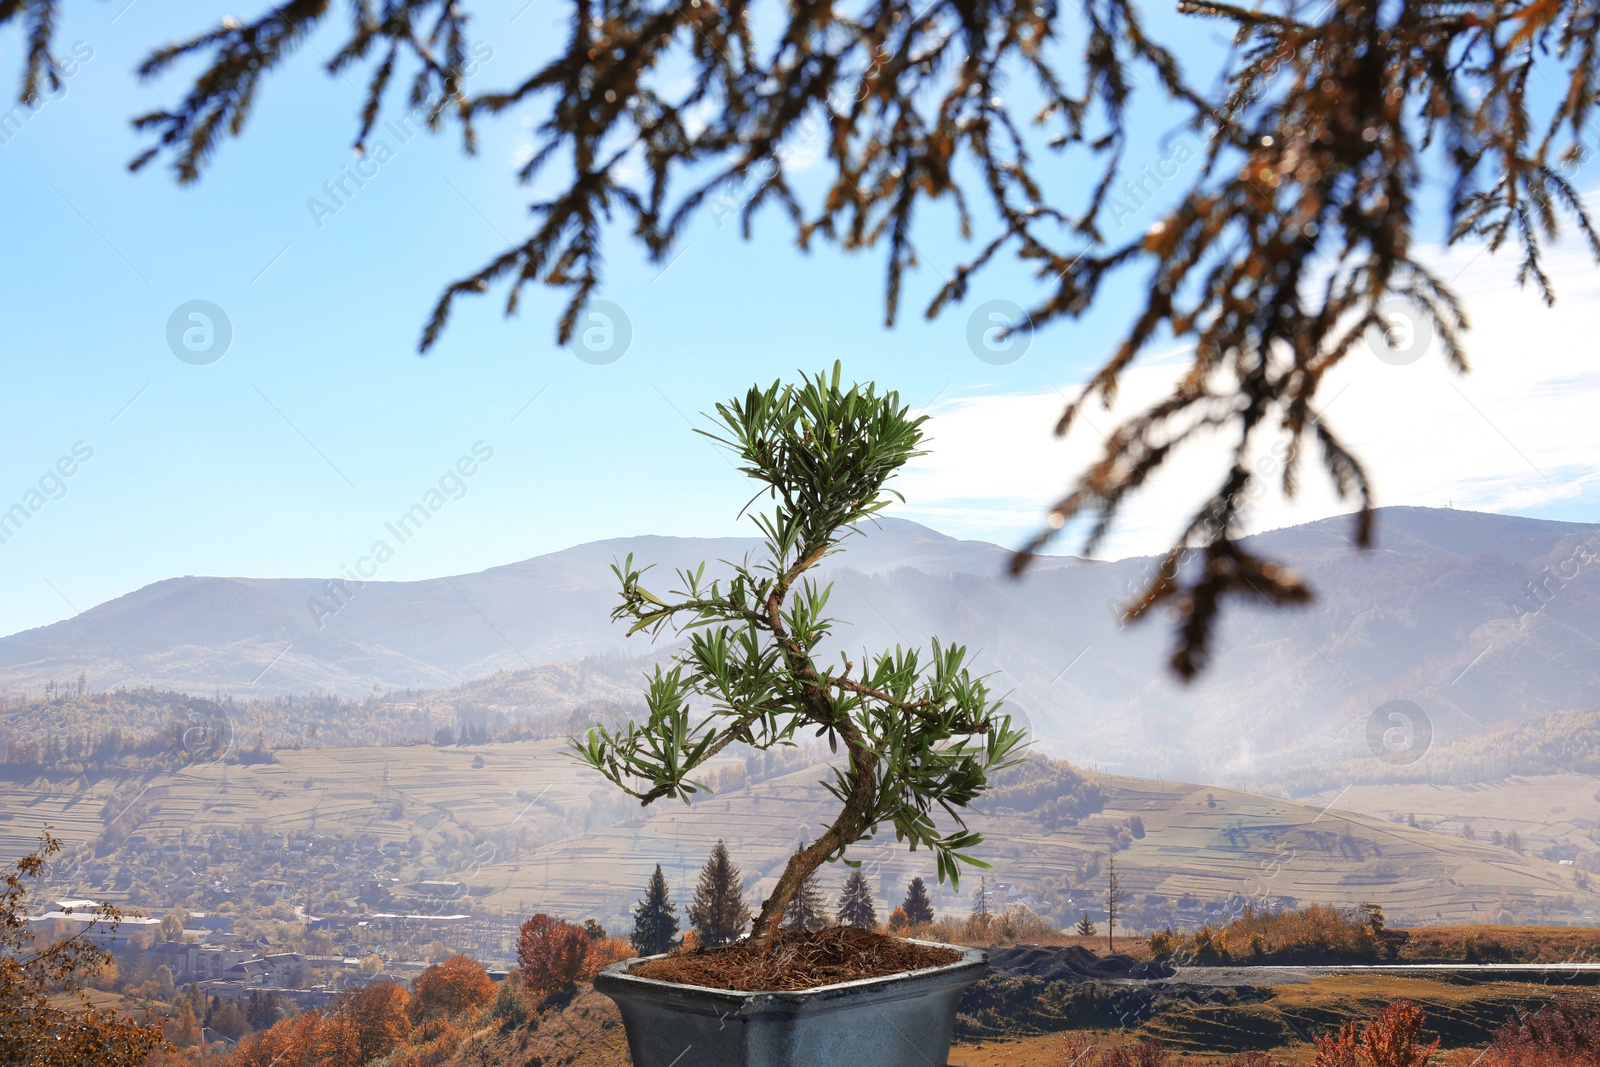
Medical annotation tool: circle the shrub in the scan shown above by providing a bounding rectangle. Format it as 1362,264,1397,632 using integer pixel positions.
1060,1033,1100,1065
1148,930,1180,959
1311,1021,1362,1067
1311,1001,1439,1067
1056,1034,1177,1067
915,905,1057,947
582,935,637,978
1104,1038,1172,1067
1162,904,1389,965
488,977,531,1030
412,1017,461,1067
1480,1004,1600,1066
903,905,1087,952
1192,925,1228,962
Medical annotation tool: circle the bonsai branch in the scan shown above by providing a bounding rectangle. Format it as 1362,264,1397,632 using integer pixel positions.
827,675,992,733
751,719,878,945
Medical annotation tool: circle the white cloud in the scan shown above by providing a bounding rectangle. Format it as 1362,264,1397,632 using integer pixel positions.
892,238,1600,558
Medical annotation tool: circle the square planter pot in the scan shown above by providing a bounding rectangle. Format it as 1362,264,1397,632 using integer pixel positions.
594,940,987,1067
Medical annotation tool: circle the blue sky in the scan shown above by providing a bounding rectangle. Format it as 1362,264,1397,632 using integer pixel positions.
2,0,1598,639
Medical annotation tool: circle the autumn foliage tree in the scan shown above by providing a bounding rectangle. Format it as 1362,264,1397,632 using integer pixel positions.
223,985,414,1067
345,981,412,1062
230,1009,325,1067
409,955,495,1022
311,1011,363,1067
0,834,166,1067
585,931,639,975
517,914,591,996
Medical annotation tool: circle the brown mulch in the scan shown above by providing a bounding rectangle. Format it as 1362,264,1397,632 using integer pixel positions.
628,927,962,992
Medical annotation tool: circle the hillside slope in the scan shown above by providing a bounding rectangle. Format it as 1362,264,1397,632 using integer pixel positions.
15,743,1593,933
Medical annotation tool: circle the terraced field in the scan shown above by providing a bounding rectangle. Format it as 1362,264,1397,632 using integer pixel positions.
445,762,1600,929
0,772,122,856
4,745,1594,933
1301,773,1600,866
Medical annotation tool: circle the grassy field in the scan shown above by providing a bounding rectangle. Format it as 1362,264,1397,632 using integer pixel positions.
1398,923,1600,962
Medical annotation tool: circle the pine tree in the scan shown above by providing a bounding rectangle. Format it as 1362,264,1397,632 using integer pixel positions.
836,870,877,930
631,865,679,956
971,876,990,919
687,840,751,947
901,877,934,926
778,862,828,933
1075,911,1095,937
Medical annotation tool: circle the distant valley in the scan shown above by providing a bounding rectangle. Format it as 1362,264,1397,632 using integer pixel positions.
6,741,1593,937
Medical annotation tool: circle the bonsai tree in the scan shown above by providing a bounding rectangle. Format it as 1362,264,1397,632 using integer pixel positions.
573,364,1025,945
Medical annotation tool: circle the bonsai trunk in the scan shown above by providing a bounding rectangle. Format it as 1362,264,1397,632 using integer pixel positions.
750,725,877,946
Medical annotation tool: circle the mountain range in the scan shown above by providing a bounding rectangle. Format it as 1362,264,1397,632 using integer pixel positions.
3,506,1597,780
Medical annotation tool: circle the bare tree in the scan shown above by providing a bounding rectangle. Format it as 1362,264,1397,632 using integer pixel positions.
1105,853,1127,954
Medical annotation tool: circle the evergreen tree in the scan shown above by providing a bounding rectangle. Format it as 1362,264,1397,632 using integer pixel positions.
631,865,679,956
900,877,935,926
835,870,877,931
1075,911,1096,937
778,861,828,933
687,840,751,948
971,876,990,918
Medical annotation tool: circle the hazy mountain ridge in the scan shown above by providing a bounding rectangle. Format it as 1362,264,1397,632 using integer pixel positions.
1251,707,1600,797
3,507,1598,779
